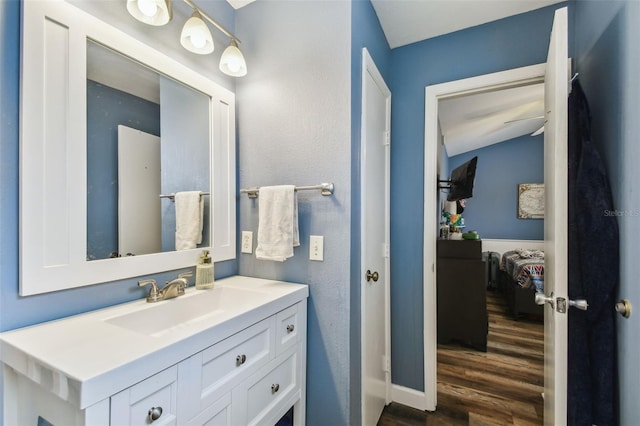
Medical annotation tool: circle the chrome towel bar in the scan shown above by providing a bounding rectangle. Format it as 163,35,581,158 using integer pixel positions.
240,182,334,199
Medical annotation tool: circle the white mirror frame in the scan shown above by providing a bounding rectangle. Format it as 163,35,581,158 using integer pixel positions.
20,0,236,295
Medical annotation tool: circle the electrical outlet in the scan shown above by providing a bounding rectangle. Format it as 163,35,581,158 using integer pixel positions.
309,235,324,261
241,231,253,254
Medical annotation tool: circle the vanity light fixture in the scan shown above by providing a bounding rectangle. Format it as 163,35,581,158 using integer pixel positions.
127,0,247,77
219,39,247,77
181,11,214,54
126,0,172,26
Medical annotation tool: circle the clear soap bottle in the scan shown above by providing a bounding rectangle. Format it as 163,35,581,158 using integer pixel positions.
195,250,214,289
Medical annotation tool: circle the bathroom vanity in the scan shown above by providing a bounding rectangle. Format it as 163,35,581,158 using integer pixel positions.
1,276,308,425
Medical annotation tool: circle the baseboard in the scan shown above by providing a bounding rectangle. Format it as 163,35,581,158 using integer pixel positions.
390,384,427,411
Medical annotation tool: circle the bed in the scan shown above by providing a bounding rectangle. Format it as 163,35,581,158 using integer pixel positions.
499,249,544,319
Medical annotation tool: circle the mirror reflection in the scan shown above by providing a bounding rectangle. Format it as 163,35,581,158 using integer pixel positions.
86,40,211,260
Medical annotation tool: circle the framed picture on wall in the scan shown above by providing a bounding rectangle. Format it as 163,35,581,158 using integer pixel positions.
518,183,544,219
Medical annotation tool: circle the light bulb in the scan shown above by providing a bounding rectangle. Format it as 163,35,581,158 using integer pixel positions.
227,57,242,73
137,0,158,17
190,33,206,49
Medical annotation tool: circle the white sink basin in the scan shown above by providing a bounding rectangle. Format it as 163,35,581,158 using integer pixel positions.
105,286,267,337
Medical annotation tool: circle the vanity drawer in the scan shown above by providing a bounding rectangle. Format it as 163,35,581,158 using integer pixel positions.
198,317,275,407
275,304,299,356
233,350,299,426
110,366,178,426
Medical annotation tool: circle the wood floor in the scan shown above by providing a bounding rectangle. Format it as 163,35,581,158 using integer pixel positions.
378,290,544,425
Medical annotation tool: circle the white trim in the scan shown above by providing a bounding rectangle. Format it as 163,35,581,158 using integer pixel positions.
20,1,236,295
423,63,546,411
361,47,392,423
481,239,544,257
391,385,427,411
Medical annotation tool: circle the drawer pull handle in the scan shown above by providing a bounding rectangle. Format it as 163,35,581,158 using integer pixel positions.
148,406,163,422
286,324,295,333
236,354,247,366
271,383,280,393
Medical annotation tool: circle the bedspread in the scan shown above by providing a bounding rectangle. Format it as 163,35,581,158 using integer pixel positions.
500,249,544,291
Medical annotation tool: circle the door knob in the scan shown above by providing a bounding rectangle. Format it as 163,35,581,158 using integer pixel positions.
534,292,554,308
365,270,379,282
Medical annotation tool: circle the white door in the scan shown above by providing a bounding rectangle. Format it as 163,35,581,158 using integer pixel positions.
118,125,162,257
361,48,391,425
542,6,569,425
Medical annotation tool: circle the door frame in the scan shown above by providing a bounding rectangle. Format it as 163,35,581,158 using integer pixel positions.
361,47,392,421
423,63,546,410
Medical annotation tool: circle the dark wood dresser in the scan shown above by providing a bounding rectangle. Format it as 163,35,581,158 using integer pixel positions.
436,239,487,351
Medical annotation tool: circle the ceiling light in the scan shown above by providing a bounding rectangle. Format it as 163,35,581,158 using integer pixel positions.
181,12,214,54
127,0,172,26
219,40,247,77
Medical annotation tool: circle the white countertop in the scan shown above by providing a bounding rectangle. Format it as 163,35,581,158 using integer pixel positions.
0,276,308,409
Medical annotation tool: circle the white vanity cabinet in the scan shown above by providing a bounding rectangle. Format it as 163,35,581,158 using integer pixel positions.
1,277,308,426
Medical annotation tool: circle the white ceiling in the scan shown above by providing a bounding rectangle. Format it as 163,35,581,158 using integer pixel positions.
369,0,564,49
439,83,545,157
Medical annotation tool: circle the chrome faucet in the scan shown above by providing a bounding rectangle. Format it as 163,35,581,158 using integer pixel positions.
138,272,193,303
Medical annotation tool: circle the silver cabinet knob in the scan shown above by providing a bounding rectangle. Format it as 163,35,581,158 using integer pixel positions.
236,354,247,366
148,406,163,422
286,324,295,333
271,383,280,393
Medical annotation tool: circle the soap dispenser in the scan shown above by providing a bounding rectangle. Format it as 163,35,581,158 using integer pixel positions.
195,250,214,289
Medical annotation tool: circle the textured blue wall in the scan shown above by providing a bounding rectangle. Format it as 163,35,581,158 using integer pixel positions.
388,4,565,390
86,80,161,260
447,135,544,240
350,1,391,424
235,2,352,424
572,0,640,422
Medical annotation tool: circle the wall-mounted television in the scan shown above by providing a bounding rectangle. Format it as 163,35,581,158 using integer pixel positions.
439,156,478,201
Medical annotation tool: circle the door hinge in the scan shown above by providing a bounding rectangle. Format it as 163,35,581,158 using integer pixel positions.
383,131,390,146
382,243,390,259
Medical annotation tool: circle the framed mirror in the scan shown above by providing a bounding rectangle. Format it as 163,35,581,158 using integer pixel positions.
20,1,235,295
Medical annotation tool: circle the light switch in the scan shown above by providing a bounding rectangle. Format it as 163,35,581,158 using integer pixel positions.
241,231,253,254
309,235,324,261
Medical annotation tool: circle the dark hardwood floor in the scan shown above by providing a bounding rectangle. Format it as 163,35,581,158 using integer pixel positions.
378,290,544,425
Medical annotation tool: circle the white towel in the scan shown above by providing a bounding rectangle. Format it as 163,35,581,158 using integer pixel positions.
174,191,204,250
255,185,299,261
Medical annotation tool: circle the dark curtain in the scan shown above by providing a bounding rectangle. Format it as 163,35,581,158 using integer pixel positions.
567,79,619,426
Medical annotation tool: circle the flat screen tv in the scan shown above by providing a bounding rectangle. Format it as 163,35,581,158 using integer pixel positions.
443,156,477,201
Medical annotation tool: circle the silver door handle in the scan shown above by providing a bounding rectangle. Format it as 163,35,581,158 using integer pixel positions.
535,292,588,313
535,292,554,308
365,270,379,282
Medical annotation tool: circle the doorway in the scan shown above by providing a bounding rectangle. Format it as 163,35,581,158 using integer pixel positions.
423,63,548,411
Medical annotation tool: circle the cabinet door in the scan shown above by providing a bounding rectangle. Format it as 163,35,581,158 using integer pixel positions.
110,366,178,426
232,350,300,426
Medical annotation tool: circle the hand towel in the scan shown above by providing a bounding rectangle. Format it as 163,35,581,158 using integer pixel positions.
255,185,299,261
174,191,203,250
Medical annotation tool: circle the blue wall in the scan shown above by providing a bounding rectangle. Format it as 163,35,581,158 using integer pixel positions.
572,0,640,422
235,2,353,424
447,135,544,240
350,1,391,424
388,4,565,390
86,80,161,260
